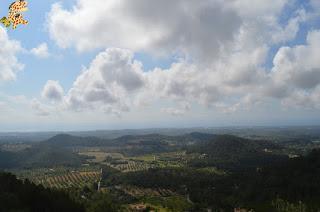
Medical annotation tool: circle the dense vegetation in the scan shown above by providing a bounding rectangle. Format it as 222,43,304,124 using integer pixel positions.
188,134,288,171
0,172,84,212
0,150,16,168
0,146,85,169
104,149,320,211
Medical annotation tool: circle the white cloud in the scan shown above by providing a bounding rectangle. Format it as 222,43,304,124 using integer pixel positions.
282,87,320,110
41,80,64,102
269,30,320,107
48,0,242,62
271,9,307,44
31,43,50,58
67,27,320,114
48,0,304,57
44,45,270,115
41,0,320,116
231,0,287,18
64,48,144,113
161,108,186,116
162,102,190,116
0,27,24,82
41,30,320,115
271,30,320,89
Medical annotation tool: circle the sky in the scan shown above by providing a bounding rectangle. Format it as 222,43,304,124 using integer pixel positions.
0,0,320,131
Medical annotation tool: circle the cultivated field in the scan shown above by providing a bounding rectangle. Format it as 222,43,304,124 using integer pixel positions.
107,160,154,172
79,150,189,173
38,171,101,189
12,167,101,189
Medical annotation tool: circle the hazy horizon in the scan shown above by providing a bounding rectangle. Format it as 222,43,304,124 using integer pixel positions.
1,124,319,134
1,122,320,133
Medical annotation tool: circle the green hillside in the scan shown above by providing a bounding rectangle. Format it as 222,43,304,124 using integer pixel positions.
0,172,84,212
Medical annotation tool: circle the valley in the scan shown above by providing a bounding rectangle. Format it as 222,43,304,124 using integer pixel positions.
1,127,320,211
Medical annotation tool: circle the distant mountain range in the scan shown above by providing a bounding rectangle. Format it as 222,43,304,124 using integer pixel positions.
1,126,320,143
41,132,217,148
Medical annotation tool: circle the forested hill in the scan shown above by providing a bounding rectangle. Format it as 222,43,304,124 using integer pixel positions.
42,134,107,148
0,138,87,169
0,172,84,212
188,134,286,170
189,134,282,154
43,132,217,147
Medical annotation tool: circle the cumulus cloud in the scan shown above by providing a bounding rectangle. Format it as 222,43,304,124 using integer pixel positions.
31,43,50,58
42,32,320,115
0,27,24,82
41,0,320,116
64,48,144,113
271,30,320,89
41,80,64,102
48,0,305,56
44,46,270,115
269,30,320,107
48,0,243,62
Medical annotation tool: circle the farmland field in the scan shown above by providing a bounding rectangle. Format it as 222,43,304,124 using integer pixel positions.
40,171,101,189
104,152,188,172
11,167,102,189
107,160,154,172
79,150,189,172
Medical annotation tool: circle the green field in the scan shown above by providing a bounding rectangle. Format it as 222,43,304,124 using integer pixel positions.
11,166,101,189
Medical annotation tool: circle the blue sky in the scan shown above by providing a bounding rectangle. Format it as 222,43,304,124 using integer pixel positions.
0,0,320,131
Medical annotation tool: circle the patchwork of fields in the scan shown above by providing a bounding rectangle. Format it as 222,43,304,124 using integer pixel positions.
79,150,189,172
6,147,208,211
